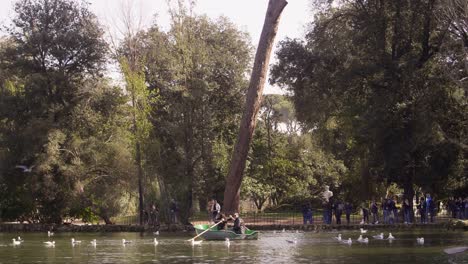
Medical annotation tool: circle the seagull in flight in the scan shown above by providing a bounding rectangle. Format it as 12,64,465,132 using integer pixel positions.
16,165,34,172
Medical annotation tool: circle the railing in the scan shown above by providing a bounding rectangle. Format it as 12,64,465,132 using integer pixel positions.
113,209,456,226
189,209,455,226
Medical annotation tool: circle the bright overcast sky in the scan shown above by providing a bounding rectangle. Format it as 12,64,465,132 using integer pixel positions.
0,0,314,93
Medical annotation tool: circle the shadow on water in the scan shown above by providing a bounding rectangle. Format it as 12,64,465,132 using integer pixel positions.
0,229,466,263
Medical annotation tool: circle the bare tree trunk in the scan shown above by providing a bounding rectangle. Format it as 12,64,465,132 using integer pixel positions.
136,142,145,225
223,0,288,214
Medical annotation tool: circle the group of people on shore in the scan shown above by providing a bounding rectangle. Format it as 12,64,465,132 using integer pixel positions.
303,193,468,225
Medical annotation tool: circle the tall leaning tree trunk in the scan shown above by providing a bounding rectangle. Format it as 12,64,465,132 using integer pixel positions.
223,0,288,214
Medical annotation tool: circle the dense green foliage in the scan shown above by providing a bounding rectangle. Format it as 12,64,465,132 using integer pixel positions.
0,0,465,223
271,0,467,205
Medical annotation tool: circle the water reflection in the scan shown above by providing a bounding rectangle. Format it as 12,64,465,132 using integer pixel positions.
0,230,466,263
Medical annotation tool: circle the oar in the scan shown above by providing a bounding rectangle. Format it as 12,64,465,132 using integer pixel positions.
444,246,468,255
188,221,223,241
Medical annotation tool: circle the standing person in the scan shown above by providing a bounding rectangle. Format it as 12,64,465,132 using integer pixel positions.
387,198,395,224
345,202,353,225
301,203,313,224
210,198,221,222
392,196,399,223
150,204,159,227
426,194,435,223
361,202,369,224
448,198,456,218
335,201,343,225
371,200,379,224
417,197,426,223
464,197,468,219
322,185,333,224
402,199,411,224
382,198,389,224
170,199,179,224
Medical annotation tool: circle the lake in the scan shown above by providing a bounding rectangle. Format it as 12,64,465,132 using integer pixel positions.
0,229,466,263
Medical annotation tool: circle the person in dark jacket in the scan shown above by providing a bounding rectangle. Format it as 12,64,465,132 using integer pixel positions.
334,201,343,225
232,213,243,234
402,199,411,224
382,198,389,224
371,200,379,224
417,197,427,223
345,202,353,225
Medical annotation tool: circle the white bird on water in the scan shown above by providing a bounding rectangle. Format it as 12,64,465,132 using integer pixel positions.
334,234,342,241
341,238,352,245
191,239,202,246
372,233,384,240
153,231,160,236
122,239,131,245
153,238,159,246
225,238,230,247
71,238,82,245
387,233,395,240
282,228,286,233
15,165,34,172
47,231,54,237
357,235,369,244
12,239,21,245
360,228,368,234
44,241,55,246
416,237,424,245
90,239,97,247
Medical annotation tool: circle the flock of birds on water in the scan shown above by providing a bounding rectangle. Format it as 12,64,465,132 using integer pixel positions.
328,228,425,246
280,228,425,246
5,228,460,251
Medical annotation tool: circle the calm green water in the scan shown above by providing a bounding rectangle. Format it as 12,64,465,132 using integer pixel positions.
0,229,466,263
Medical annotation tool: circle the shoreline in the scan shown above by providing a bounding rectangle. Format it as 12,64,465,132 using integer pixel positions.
0,220,465,233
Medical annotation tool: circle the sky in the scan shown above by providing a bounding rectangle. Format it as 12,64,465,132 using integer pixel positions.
0,0,314,93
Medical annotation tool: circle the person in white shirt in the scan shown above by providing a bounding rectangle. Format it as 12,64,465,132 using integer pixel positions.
211,198,221,222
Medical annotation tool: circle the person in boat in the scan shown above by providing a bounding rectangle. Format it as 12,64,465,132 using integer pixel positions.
232,213,243,234
214,213,231,230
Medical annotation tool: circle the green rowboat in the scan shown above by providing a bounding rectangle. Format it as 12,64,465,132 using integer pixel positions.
194,224,259,240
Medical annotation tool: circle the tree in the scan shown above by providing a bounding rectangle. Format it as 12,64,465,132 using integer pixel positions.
0,0,136,224
132,4,252,222
271,0,467,210
223,0,288,214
